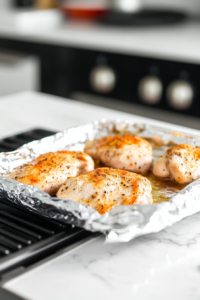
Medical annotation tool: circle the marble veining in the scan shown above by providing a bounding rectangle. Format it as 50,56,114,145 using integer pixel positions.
4,211,200,300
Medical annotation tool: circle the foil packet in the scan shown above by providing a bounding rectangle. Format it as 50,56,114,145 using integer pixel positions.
0,120,200,243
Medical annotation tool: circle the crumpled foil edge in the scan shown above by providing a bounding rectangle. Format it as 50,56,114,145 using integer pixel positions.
0,119,199,243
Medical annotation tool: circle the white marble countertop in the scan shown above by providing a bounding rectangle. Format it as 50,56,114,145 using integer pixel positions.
0,13,199,63
1,91,200,300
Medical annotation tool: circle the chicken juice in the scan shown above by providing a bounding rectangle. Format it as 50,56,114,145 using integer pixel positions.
146,171,186,204
94,140,187,205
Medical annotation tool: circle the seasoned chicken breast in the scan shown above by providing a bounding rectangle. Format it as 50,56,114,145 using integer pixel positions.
153,144,200,184
6,151,94,195
57,168,153,214
84,135,153,174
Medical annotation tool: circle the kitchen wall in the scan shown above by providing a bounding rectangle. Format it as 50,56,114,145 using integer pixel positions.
0,0,12,10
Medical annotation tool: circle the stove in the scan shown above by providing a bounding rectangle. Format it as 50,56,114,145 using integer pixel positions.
0,129,94,299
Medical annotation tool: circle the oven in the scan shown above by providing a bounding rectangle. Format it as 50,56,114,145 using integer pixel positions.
68,48,200,117
0,18,199,130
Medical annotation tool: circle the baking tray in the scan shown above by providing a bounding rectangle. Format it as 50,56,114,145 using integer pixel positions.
0,120,200,243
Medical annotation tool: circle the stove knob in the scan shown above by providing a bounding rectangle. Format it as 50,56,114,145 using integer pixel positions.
138,76,163,105
90,66,116,93
167,80,193,110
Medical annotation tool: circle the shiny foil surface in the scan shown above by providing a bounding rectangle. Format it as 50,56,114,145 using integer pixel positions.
0,120,200,243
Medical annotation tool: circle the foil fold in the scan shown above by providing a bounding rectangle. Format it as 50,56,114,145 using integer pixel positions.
0,120,200,243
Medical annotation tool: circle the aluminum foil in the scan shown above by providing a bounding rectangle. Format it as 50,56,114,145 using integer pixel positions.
0,120,200,243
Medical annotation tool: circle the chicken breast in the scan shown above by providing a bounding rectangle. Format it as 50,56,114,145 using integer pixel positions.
84,135,153,174
153,144,200,184
57,168,153,214
6,150,94,195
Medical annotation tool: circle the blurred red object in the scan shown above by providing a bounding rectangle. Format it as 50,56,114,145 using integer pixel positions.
61,2,109,20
